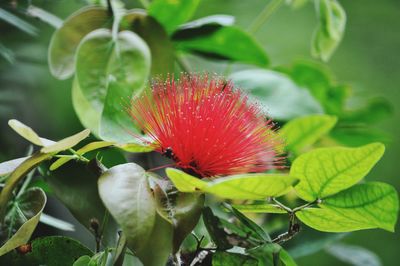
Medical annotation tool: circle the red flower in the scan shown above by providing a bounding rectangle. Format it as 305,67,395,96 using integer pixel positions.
129,74,284,178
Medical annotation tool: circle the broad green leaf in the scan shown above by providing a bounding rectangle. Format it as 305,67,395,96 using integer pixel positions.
325,243,382,266
296,182,398,232
48,6,111,79
232,203,286,214
8,119,44,146
46,159,120,246
0,8,37,36
0,236,93,266
212,251,258,266
172,15,235,40
280,114,337,154
0,188,46,256
277,60,348,115
39,213,75,231
72,77,101,136
98,163,156,252
41,129,90,153
311,0,346,61
99,31,151,143
224,204,271,242
50,141,114,170
120,10,174,75
0,157,29,177
148,0,201,35
166,168,208,192
0,153,52,218
174,26,269,67
205,174,297,200
135,213,173,266
292,143,385,201
229,69,323,120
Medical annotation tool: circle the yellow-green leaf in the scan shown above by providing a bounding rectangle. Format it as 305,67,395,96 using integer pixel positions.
41,129,90,154
165,168,208,192
292,143,385,201
232,203,286,214
8,119,43,146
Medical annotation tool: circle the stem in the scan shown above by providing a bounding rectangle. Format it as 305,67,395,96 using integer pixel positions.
272,198,292,213
292,199,320,213
68,149,90,163
247,0,284,34
16,169,35,198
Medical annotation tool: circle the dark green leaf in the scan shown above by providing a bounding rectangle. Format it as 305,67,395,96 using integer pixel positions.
296,182,399,232
212,251,258,266
148,0,201,35
175,26,269,67
48,6,111,79
202,207,233,250
292,143,385,201
229,69,323,120
0,188,46,256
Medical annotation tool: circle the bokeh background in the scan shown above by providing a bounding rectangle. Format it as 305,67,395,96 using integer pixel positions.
0,0,399,265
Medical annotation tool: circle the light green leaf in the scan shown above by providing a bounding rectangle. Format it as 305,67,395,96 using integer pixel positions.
116,142,154,153
205,174,297,200
0,153,52,218
40,129,90,153
165,168,208,192
232,203,286,214
0,188,46,256
120,10,175,75
0,157,29,177
99,31,151,143
8,119,43,146
311,0,346,61
98,163,157,252
296,182,398,232
280,114,337,154
48,6,111,79
0,8,37,36
292,143,385,201
39,213,75,231
50,141,114,170
229,69,323,120
148,0,201,35
174,26,269,67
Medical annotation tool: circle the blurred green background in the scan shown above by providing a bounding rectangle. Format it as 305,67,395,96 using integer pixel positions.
0,0,399,265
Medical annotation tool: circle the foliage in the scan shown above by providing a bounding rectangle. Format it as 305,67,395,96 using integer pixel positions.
0,0,398,265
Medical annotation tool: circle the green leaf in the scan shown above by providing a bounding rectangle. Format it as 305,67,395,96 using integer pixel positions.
0,8,37,36
229,69,323,120
0,153,52,218
296,182,399,232
0,42,15,64
202,207,233,250
48,6,111,79
224,204,271,242
292,143,385,201
40,129,90,154
247,242,282,266
277,60,348,115
0,188,46,256
116,142,154,153
75,29,151,143
98,163,157,252
45,160,120,246
212,251,258,266
172,15,235,40
26,5,63,29
120,10,174,75
8,119,46,146
330,127,391,147
232,203,286,214
73,255,91,266
50,141,114,170
100,31,151,143
0,157,29,177
148,0,201,35
205,174,297,200
279,249,298,266
311,0,346,61
167,168,296,199
165,168,208,192
325,243,382,266
72,77,101,137
340,97,392,124
0,236,93,266
174,26,269,67
279,114,337,154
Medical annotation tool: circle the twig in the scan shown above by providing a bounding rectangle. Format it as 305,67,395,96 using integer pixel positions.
248,0,284,34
